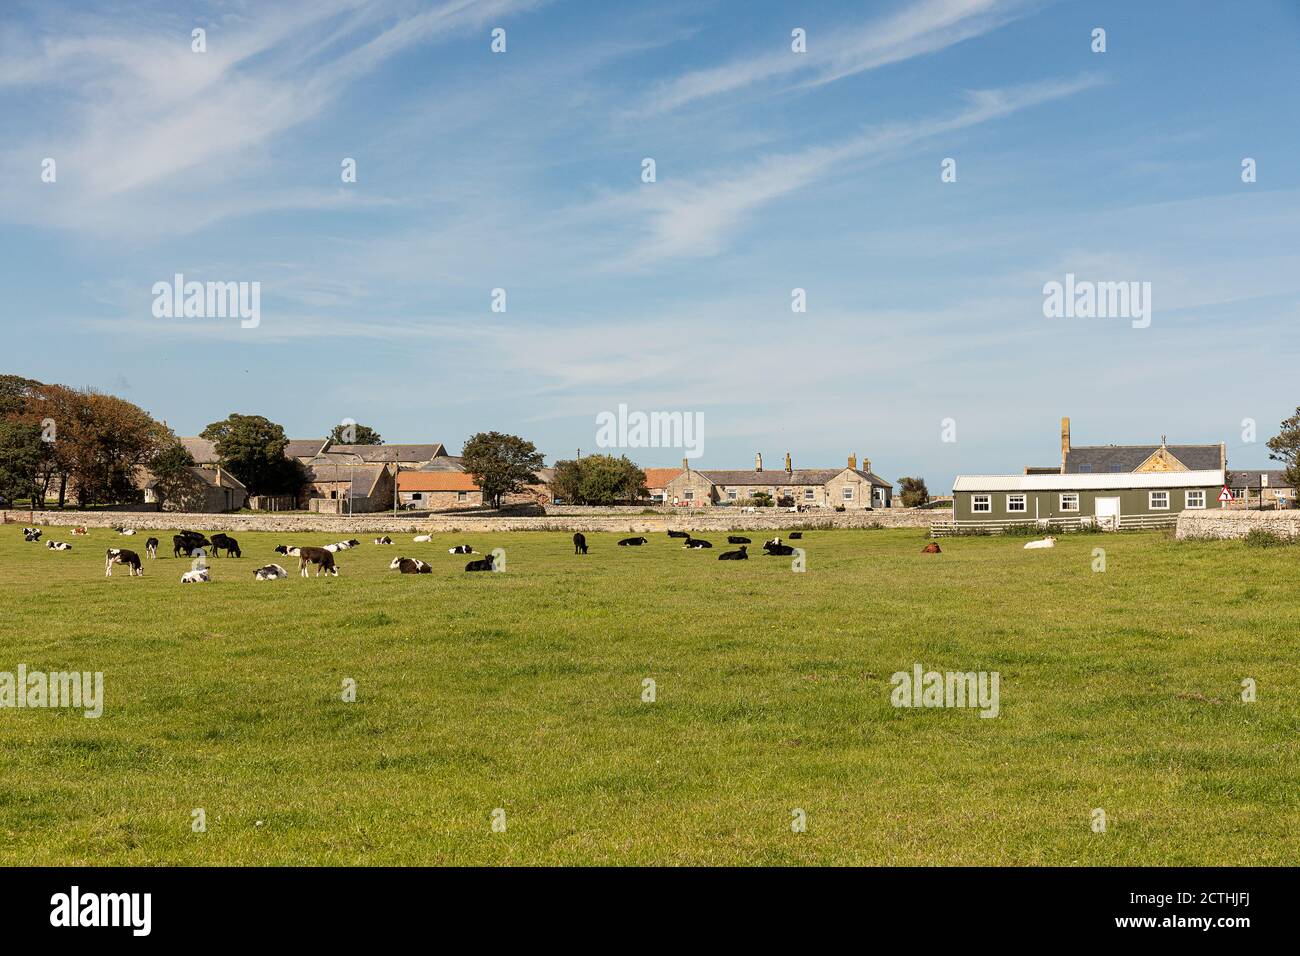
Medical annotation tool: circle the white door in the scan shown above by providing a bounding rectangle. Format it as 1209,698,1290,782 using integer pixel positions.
1094,496,1120,530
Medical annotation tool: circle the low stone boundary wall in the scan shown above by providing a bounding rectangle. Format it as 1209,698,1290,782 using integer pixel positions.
1176,508,1300,541
3,507,938,535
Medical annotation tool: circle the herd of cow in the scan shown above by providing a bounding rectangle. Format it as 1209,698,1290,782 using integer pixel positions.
18,524,817,583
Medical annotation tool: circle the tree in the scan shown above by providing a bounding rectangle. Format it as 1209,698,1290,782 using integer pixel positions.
749,491,773,507
147,437,196,510
898,476,930,508
549,455,646,505
201,414,306,497
328,422,383,445
1266,408,1300,491
460,431,545,508
0,420,45,505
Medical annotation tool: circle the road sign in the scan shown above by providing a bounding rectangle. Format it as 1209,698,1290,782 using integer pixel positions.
1218,486,1232,502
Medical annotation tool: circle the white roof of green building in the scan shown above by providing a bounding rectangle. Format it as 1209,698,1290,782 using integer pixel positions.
953,470,1224,492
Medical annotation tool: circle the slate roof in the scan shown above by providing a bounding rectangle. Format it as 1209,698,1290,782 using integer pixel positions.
180,437,218,465
304,460,390,497
1065,444,1222,473
284,439,328,459
1227,469,1291,488
326,443,446,463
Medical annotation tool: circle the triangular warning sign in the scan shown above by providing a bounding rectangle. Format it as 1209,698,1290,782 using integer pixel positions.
1218,486,1232,502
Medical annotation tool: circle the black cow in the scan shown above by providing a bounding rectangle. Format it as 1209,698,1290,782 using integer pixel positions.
667,530,690,539
573,533,588,555
718,545,748,560
174,532,210,558
763,543,795,556
618,537,648,546
789,532,803,540
210,533,241,558
465,554,495,572
727,536,751,544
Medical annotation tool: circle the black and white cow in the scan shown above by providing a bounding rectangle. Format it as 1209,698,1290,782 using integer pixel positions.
718,545,748,560
618,537,648,546
180,568,210,584
46,541,72,551
448,545,475,555
391,557,432,574
254,564,289,580
572,533,587,555
22,527,41,542
144,537,159,559
683,538,712,549
373,536,393,545
105,548,143,577
763,537,783,549
273,545,302,557
114,527,136,536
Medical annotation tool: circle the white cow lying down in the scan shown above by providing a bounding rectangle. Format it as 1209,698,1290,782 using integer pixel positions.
1023,536,1057,550
181,568,211,583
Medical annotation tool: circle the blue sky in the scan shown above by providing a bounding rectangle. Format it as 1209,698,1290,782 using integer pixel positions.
2,0,1298,488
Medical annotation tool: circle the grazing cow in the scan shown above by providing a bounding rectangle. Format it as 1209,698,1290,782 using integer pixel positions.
210,533,241,558
763,543,795,556
391,557,432,574
764,537,783,549
921,542,942,554
174,532,211,558
273,545,302,557
727,536,751,545
573,533,588,555
297,546,337,577
70,526,88,536
105,548,143,577
667,530,690,539
684,538,712,549
254,564,289,580
145,537,159,559
180,568,210,584
718,545,748,561
413,534,433,543
46,541,72,551
618,537,648,546
23,530,41,542
1023,537,1057,550
788,532,803,540
374,536,393,545
464,554,495,572
448,545,475,555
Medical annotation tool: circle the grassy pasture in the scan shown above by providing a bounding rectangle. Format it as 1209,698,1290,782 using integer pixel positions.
0,525,1295,866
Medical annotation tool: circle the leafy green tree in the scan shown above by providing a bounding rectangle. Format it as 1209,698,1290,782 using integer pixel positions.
1267,408,1300,491
460,432,545,508
0,420,45,505
328,422,383,445
147,437,196,510
549,455,646,504
749,491,773,507
201,414,306,497
898,476,930,508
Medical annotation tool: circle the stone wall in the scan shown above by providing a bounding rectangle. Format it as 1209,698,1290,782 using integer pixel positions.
3,507,940,535
1175,508,1300,541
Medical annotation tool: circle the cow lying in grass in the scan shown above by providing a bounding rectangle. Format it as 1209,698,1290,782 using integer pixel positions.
763,542,795,556
764,537,782,549
683,538,712,549
273,545,302,557
253,564,289,580
727,536,751,544
718,545,748,560
667,530,690,539
788,532,803,540
374,536,393,545
573,533,587,555
105,548,143,576
413,534,433,543
22,528,41,542
46,541,72,551
618,537,648,546
114,527,136,536
297,546,337,577
70,526,88,536
922,542,942,554
391,557,432,574
448,545,475,554
465,554,495,572
180,568,210,584
210,533,241,558
1023,537,1057,550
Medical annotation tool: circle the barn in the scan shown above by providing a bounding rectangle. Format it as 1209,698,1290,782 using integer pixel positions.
949,469,1225,533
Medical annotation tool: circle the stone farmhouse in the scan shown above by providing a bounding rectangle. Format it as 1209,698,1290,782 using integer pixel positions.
663,453,893,509
1226,469,1295,509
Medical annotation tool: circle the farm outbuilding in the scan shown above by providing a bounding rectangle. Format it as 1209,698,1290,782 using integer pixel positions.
948,469,1225,533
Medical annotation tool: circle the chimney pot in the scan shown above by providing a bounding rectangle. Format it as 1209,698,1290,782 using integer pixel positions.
1060,416,1071,474
863,458,871,474
755,452,762,472
785,452,792,474
681,457,688,471
848,453,857,471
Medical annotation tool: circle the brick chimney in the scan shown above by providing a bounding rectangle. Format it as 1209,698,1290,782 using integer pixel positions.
784,452,792,474
862,457,871,474
681,457,688,471
848,453,857,471
755,452,762,472
1060,416,1071,474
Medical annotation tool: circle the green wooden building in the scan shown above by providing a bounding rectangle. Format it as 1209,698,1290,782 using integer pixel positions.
946,469,1225,533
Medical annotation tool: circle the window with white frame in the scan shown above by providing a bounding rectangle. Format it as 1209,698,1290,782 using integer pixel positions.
1185,489,1205,509
684,490,694,501
842,486,854,500
1059,493,1079,512
972,494,991,513
1006,493,1027,513
803,489,814,500
1149,490,1169,510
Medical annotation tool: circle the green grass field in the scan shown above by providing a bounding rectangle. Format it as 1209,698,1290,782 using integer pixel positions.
0,525,1295,865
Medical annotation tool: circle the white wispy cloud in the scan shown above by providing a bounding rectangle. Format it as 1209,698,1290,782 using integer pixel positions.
641,0,1035,114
